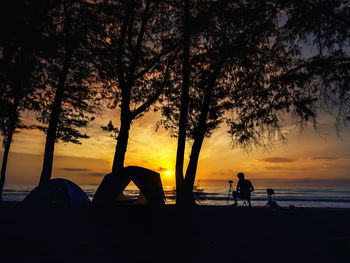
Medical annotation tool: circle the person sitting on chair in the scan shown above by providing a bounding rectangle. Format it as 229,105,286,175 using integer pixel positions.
232,172,254,207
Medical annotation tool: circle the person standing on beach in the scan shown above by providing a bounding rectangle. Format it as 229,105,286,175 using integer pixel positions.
232,172,254,207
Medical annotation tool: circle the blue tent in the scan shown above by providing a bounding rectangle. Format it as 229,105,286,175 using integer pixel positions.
23,178,91,206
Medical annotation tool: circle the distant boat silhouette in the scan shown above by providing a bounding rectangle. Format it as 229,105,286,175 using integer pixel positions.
193,180,205,195
166,180,206,202
193,180,206,203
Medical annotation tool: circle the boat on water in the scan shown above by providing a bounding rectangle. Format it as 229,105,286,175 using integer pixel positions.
193,180,205,195
193,180,206,202
165,180,206,201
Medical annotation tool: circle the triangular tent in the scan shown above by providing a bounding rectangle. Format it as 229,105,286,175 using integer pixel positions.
23,178,91,206
93,166,165,206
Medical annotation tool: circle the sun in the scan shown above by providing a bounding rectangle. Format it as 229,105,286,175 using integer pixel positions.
165,171,172,175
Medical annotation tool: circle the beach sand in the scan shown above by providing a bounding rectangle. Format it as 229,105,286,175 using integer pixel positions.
0,203,349,263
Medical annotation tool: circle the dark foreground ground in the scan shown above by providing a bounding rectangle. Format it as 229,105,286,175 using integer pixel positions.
0,203,349,263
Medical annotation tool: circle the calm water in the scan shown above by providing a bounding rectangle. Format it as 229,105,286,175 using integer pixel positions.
3,184,350,208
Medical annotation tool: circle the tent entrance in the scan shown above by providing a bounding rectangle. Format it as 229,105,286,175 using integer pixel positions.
122,183,139,200
93,166,165,206
117,185,147,205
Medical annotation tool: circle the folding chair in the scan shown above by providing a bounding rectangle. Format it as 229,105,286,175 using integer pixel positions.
240,198,250,206
232,193,251,207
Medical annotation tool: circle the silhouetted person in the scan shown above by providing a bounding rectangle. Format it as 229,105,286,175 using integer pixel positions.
232,172,254,207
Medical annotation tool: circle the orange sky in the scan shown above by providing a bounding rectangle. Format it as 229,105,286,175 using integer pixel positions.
1,109,350,188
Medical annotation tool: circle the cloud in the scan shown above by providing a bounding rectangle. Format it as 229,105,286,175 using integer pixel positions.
311,157,340,161
86,172,106,177
258,157,296,163
157,167,167,172
265,166,283,170
58,168,91,172
265,166,310,171
212,169,235,177
55,168,107,177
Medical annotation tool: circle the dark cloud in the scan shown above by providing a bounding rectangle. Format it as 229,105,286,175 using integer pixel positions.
58,168,91,172
265,166,283,170
56,168,107,177
265,166,309,171
86,172,106,177
311,157,340,161
258,157,295,163
157,167,167,172
213,169,235,176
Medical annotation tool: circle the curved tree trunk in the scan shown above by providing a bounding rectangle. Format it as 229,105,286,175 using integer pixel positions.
0,133,13,202
92,120,131,204
39,51,71,186
0,99,18,202
176,0,191,205
182,111,209,206
93,92,132,203
183,132,206,206
183,66,221,206
39,94,63,185
112,109,132,174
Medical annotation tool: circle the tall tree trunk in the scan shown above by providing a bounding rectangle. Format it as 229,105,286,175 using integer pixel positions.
112,111,131,174
0,98,18,201
183,66,221,206
39,52,71,186
0,132,13,202
111,80,132,173
92,89,132,203
176,0,191,205
39,1,73,186
92,117,131,204
182,133,204,205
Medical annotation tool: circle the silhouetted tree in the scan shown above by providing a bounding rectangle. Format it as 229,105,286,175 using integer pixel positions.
163,0,292,205
223,1,350,163
173,0,191,204
0,0,50,201
93,0,178,203
160,0,350,206
37,0,101,185
156,0,213,205
278,0,350,132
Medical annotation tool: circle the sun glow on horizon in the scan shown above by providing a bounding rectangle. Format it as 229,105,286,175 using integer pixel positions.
2,110,350,187
161,170,175,186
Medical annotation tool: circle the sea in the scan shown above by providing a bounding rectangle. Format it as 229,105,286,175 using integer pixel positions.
3,184,350,208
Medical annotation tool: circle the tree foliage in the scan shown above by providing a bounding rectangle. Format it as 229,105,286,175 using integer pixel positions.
36,0,102,184
0,0,348,205
93,0,179,203
0,0,51,200
35,0,100,144
278,0,350,133
158,0,350,205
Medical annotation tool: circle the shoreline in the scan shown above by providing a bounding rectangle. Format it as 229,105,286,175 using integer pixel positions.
4,184,350,209
1,203,349,262
2,200,350,210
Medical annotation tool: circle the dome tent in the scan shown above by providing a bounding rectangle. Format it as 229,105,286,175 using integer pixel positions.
23,178,91,206
93,166,165,206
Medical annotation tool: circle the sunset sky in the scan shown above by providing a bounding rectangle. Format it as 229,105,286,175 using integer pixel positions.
1,107,350,189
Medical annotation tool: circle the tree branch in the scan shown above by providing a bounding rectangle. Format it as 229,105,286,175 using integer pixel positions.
116,2,131,91
130,56,172,119
135,44,180,80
